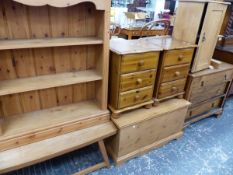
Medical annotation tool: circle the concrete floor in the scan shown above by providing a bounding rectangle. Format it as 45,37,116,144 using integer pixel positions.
5,97,233,175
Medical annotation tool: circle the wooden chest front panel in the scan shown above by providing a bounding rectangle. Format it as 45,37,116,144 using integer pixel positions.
189,83,227,104
163,48,194,67
119,86,153,109
161,64,189,83
186,98,222,120
120,70,156,92
191,70,233,91
158,79,186,99
120,52,159,74
117,107,187,157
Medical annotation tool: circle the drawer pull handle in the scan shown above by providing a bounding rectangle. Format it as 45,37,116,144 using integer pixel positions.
201,81,204,87
171,87,178,92
138,60,145,66
178,55,184,61
174,71,181,76
134,95,140,101
136,78,142,85
225,74,227,80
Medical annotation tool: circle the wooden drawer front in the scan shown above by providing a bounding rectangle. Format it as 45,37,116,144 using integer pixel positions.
161,64,189,83
158,79,186,99
192,70,233,90
186,98,222,120
163,48,194,67
121,52,159,74
189,83,227,104
119,86,153,108
118,106,187,156
120,70,156,92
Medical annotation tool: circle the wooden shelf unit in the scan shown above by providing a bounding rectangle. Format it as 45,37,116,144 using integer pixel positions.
0,0,111,152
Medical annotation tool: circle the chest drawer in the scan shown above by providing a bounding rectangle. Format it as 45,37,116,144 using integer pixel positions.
121,52,159,74
191,70,233,90
119,86,153,109
158,79,186,99
120,70,156,92
186,98,222,120
161,64,189,83
163,48,194,67
189,83,227,104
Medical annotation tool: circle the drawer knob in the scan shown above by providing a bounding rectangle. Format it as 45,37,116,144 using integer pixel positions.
174,71,181,76
171,87,178,92
138,60,145,66
136,78,142,85
134,95,140,101
178,55,184,61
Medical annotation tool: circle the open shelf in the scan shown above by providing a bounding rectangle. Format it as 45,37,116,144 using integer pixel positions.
0,37,103,50
0,70,102,96
0,100,110,151
0,122,116,174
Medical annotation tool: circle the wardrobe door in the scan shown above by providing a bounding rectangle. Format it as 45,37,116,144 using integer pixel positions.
172,1,205,44
192,2,228,72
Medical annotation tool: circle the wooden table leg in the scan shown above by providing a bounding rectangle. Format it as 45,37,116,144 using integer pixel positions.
98,140,110,167
73,140,110,175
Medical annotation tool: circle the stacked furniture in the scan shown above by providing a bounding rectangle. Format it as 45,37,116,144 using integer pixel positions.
172,0,232,125
107,36,193,164
185,61,233,126
0,0,117,174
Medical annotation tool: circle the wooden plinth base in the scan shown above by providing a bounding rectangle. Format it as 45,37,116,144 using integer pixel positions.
109,100,154,119
153,92,184,106
108,131,183,165
184,108,223,128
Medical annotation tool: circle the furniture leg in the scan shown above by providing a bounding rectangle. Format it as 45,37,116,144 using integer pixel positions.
98,140,110,167
74,140,110,175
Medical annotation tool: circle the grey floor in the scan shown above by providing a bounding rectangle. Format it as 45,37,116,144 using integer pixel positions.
5,97,233,175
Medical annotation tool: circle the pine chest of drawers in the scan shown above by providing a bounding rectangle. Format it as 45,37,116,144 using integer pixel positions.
109,39,162,116
141,36,196,103
185,61,233,126
106,99,190,164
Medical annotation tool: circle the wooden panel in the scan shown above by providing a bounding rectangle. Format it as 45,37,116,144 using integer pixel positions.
192,2,228,72
186,98,222,120
158,79,186,99
19,91,41,113
0,3,8,39
172,1,205,44
189,83,227,104
191,70,233,90
119,86,153,109
3,0,30,39
117,107,187,156
120,52,159,74
0,95,22,118
163,48,194,67
12,0,110,10
120,70,156,92
161,64,189,83
0,51,17,81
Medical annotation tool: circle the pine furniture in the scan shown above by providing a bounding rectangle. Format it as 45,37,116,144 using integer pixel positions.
141,36,196,103
106,99,190,165
173,0,229,72
109,39,162,117
185,60,233,126
0,0,117,173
